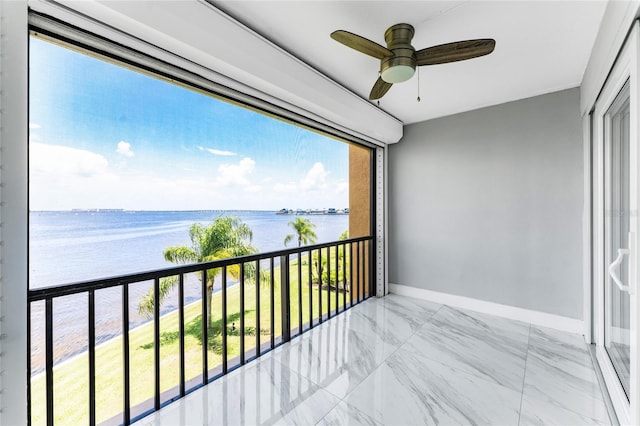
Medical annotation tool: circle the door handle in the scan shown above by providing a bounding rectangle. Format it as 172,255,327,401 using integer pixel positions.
608,232,636,295
609,248,631,293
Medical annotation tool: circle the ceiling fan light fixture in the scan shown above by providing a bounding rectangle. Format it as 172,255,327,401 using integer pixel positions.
381,64,415,83
331,22,495,100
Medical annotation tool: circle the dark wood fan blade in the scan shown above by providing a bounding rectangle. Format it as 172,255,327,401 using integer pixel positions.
331,30,394,60
415,39,495,66
369,77,393,100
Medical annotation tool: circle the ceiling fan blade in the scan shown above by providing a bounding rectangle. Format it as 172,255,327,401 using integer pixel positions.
369,77,393,100
415,39,496,66
331,30,394,60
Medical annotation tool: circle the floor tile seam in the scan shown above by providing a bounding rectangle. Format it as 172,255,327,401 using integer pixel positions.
526,338,597,359
381,298,443,320
517,324,532,426
411,302,446,335
524,348,604,387
300,299,518,422
386,340,526,402
267,331,382,403
353,345,527,426
414,320,532,353
404,304,532,394
332,298,443,397
396,335,529,393
415,308,532,357
522,343,606,396
282,300,375,345
316,335,409,403
435,304,533,340
519,389,612,425
273,383,341,425
317,398,379,426
426,302,445,320
521,339,611,423
264,338,337,398
308,390,343,426
328,336,413,408
526,329,596,360
338,305,434,345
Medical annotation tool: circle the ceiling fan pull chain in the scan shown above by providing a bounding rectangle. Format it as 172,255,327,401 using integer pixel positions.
417,69,421,102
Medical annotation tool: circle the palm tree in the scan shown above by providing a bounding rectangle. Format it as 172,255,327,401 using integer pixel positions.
138,216,257,328
283,217,318,247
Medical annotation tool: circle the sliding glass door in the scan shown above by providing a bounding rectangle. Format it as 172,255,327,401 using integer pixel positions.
593,22,639,426
605,81,632,400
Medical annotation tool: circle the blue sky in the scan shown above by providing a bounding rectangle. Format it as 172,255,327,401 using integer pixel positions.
28,37,349,211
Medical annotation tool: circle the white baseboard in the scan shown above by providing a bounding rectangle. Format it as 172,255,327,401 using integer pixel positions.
389,283,585,335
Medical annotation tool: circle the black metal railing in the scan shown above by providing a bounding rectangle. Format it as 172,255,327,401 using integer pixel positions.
28,236,373,425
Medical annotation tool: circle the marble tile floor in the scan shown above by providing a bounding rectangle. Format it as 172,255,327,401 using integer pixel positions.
135,294,612,426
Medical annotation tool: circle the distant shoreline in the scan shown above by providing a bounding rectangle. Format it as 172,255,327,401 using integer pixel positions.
31,208,348,213
33,209,277,213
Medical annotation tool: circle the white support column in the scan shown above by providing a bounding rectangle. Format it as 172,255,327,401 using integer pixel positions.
376,146,387,297
583,112,593,344
0,1,29,424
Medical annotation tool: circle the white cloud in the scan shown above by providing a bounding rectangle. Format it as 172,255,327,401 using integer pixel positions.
274,182,297,192
29,123,41,129
28,144,348,210
335,181,349,194
272,162,331,194
116,141,134,157
30,143,109,177
199,146,237,156
216,157,255,186
245,185,262,193
300,162,329,191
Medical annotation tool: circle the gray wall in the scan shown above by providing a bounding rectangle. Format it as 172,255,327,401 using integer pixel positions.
389,88,584,319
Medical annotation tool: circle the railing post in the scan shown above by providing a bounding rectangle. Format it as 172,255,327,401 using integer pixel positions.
342,243,347,310
297,253,302,335
308,250,313,329
122,284,131,425
45,298,53,426
255,260,261,358
153,278,161,410
369,238,375,297
327,247,332,318
178,274,186,396
318,248,323,323
280,255,291,343
201,269,208,384
240,263,245,365
335,244,339,313
221,267,228,373
88,290,96,425
269,258,275,349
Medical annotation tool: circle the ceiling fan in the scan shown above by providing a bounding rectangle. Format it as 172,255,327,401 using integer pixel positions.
330,23,496,100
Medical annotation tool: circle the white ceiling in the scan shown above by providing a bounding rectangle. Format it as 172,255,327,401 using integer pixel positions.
213,0,607,125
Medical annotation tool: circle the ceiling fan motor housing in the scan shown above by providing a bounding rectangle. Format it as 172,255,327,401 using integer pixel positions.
380,23,416,83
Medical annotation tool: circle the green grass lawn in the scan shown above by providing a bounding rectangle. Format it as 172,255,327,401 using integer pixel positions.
30,249,366,425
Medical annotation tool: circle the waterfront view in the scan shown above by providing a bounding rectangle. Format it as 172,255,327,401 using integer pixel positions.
28,209,359,424
28,32,369,425
29,209,348,370
30,210,348,289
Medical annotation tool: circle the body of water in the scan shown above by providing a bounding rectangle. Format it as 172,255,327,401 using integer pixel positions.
29,210,348,373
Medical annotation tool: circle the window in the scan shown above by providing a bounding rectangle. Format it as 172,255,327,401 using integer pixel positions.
29,25,373,424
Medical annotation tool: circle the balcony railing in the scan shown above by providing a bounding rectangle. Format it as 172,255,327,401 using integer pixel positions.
27,236,373,425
